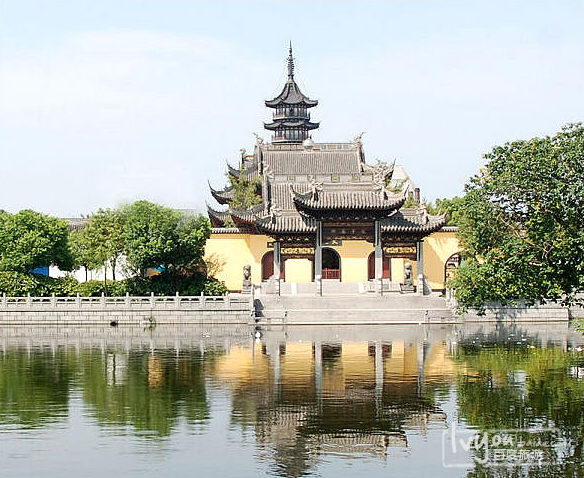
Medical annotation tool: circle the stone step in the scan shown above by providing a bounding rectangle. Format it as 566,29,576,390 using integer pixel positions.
255,307,455,324
255,293,449,311
258,280,403,296
253,292,454,324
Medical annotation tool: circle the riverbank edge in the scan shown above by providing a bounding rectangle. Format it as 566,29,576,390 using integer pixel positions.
0,294,572,325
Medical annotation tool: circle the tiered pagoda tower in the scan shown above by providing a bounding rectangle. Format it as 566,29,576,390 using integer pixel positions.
263,44,320,143
207,47,445,294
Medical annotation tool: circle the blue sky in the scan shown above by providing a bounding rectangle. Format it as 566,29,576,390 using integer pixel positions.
1,1,582,216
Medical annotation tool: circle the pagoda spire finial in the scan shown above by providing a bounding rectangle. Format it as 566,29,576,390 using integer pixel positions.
287,41,294,80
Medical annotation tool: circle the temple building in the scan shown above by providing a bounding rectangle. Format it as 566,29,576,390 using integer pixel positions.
205,46,459,293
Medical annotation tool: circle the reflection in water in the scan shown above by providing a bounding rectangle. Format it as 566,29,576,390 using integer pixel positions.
0,323,583,477
79,348,216,436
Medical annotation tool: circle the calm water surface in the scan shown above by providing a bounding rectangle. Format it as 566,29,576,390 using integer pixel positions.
1,323,583,477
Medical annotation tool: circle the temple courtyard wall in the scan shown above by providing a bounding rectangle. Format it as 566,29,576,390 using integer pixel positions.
204,230,461,292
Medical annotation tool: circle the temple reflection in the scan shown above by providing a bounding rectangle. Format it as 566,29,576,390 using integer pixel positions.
1,323,583,478
214,338,456,476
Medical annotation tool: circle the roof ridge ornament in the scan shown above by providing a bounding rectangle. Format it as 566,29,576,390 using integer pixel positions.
253,132,265,146
287,41,294,80
308,175,323,200
418,199,429,224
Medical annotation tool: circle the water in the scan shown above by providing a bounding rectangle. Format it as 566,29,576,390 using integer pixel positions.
1,323,583,477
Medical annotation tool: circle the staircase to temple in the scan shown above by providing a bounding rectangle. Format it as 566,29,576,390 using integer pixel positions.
253,292,455,324
259,280,402,296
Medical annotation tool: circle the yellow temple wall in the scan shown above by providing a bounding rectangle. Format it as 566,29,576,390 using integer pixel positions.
334,240,371,283
422,231,460,290
205,230,460,291
285,258,313,283
204,233,270,290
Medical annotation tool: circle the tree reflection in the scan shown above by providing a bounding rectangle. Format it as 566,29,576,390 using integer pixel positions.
0,347,76,427
79,347,218,436
454,343,584,477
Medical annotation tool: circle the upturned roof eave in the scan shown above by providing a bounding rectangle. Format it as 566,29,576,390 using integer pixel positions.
264,121,320,130
265,97,319,107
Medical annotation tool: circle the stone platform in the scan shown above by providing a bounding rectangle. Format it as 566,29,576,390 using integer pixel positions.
253,292,571,324
254,293,454,324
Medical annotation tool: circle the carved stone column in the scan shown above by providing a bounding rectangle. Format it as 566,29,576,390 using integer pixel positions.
374,220,383,295
315,221,323,296
274,241,281,296
416,240,425,295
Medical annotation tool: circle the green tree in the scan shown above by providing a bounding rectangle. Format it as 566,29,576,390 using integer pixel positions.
69,228,96,282
228,174,261,210
83,209,125,285
452,124,584,310
175,214,212,273
122,201,211,274
0,209,73,273
428,196,464,226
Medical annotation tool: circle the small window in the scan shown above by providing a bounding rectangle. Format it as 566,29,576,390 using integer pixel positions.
288,175,296,181
352,174,360,181
331,174,340,182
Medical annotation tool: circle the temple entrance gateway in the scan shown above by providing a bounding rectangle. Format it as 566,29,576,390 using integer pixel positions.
322,248,341,280
206,46,447,294
262,251,285,281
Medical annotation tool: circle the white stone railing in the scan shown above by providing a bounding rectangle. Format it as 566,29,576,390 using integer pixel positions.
0,293,252,312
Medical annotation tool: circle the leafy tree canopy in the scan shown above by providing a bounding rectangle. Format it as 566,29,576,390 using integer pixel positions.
228,173,262,210
83,208,125,281
122,201,210,273
452,123,584,309
428,196,464,226
0,209,73,273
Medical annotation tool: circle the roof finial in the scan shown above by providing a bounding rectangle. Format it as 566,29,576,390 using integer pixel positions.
287,41,294,80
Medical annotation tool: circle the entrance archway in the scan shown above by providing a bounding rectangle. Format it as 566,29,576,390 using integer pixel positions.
367,252,391,280
261,251,285,281
444,252,461,286
322,248,341,280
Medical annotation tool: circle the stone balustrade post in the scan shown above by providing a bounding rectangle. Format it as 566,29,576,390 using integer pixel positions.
2,293,6,309
76,293,81,309
51,292,57,308
100,292,105,308
175,291,180,308
125,292,130,307
26,293,32,307
150,291,155,308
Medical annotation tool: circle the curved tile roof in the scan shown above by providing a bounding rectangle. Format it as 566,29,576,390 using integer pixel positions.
206,204,231,227
265,79,318,107
209,183,234,205
229,203,265,226
292,188,405,212
380,210,446,234
264,120,320,130
255,214,317,234
262,146,362,175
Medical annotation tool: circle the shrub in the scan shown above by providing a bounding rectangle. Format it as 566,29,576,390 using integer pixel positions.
0,271,226,297
76,280,106,297
76,279,129,297
203,277,227,296
40,275,79,296
0,271,45,296
0,271,79,297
